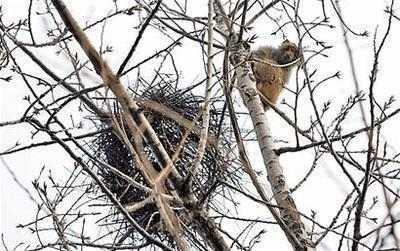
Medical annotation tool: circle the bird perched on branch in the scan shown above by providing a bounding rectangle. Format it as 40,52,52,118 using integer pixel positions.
251,40,301,110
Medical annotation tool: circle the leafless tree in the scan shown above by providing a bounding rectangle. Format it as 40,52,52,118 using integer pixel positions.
1,0,399,250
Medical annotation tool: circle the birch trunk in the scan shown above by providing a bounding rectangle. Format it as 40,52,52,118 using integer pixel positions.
233,53,314,251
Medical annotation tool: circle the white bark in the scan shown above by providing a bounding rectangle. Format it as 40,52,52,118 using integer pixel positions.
233,54,315,250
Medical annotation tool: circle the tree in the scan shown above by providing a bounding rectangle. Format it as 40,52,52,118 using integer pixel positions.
1,0,399,250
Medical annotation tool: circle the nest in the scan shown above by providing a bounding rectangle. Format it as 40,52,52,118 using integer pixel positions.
0,37,10,69
91,83,240,247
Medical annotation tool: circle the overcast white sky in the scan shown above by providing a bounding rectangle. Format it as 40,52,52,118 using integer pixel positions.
1,0,400,250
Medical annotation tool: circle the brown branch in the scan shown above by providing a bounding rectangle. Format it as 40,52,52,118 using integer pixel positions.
50,1,189,249
49,1,229,249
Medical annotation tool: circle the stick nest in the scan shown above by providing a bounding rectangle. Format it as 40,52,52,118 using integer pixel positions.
91,83,241,247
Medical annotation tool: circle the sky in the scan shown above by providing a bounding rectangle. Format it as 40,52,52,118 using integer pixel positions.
1,0,400,250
